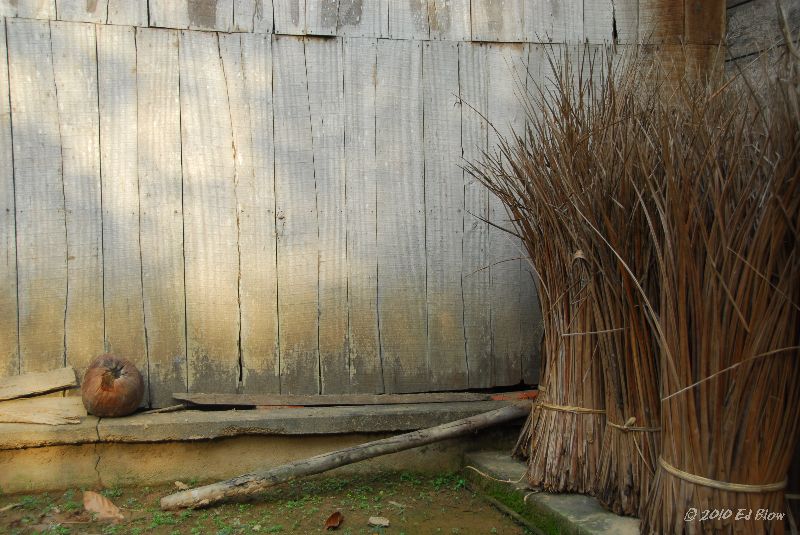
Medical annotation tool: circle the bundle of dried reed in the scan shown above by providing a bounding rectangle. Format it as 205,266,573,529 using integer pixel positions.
468,47,606,494
640,43,800,534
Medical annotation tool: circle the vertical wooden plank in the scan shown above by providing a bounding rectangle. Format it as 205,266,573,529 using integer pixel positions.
376,39,427,393
640,0,684,43
7,18,67,374
0,20,18,379
583,0,614,43
219,33,280,394
487,43,526,386
56,0,107,22
615,0,640,44
685,0,725,44
336,0,384,37
96,24,149,403
149,0,189,28
526,0,583,43
472,0,524,42
51,21,105,388
179,30,240,394
389,0,429,39
107,0,148,26
254,0,274,33
307,0,338,35
137,28,188,407
458,42,491,388
343,37,382,393
274,0,306,34
233,0,255,31
272,35,319,394
429,0,470,41
1,0,55,18
306,37,348,394
423,41,467,390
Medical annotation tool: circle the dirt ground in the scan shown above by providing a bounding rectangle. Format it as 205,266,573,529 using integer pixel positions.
0,471,532,535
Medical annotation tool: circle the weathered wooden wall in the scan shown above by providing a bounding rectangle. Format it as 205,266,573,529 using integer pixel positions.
0,0,724,406
726,0,799,75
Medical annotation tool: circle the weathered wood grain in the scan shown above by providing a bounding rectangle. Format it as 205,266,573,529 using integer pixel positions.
487,43,526,386
254,0,275,32
583,0,614,43
472,0,524,42
137,28,188,407
685,0,725,44
428,0,470,40
272,35,320,395
174,391,496,406
180,30,241,394
56,0,107,22
52,21,105,386
96,24,148,404
0,396,86,425
458,42,492,388
306,38,349,393
150,0,233,31
336,0,386,37
219,33,280,394
7,18,67,374
0,20,18,379
0,0,55,18
274,0,306,34
107,0,147,26
423,41,467,391
727,0,799,60
525,0,584,43
0,367,77,401
376,39,427,393
307,0,339,34
343,37,382,394
389,0,429,39
640,0,684,43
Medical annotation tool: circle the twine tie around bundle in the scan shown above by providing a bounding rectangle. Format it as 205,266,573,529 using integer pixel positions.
658,458,787,493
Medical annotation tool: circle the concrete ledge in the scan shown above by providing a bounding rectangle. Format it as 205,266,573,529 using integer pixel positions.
464,451,639,535
0,401,509,450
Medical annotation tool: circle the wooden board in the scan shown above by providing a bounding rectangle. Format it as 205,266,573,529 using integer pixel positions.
107,0,148,26
640,0,684,43
173,391,495,406
0,20,18,379
472,0,524,42
96,24,148,404
583,0,614,43
525,0,583,43
307,0,339,35
56,0,107,22
376,39,427,393
7,18,68,374
486,43,526,386
428,0,470,40
232,0,272,32
272,35,320,395
0,396,86,425
254,0,275,32
336,0,386,37
685,0,725,45
179,30,241,394
389,0,429,39
422,41,467,390
343,37,382,394
0,0,55,18
136,28,188,407
150,0,234,31
274,0,306,34
306,38,349,394
0,367,77,401
219,33,280,394
726,0,799,60
458,42,492,388
52,21,105,385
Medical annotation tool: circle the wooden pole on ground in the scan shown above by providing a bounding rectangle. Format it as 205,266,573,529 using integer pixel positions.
160,402,531,510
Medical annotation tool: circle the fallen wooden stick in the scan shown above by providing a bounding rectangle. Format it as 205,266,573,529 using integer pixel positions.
160,401,531,510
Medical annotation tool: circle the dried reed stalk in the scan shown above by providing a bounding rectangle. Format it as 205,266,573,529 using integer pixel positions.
468,47,606,494
640,44,800,534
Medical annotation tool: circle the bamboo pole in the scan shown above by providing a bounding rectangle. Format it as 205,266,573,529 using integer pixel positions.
160,402,531,511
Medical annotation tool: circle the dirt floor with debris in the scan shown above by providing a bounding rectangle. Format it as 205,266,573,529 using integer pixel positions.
0,471,532,534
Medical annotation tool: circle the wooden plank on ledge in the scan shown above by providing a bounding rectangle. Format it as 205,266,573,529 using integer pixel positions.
0,367,78,402
172,390,537,406
0,396,86,425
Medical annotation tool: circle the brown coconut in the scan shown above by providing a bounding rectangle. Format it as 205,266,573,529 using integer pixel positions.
81,354,144,417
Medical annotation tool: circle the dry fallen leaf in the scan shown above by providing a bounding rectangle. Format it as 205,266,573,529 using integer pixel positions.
324,510,344,530
83,491,124,522
368,516,390,527
174,481,190,490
